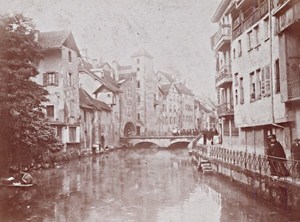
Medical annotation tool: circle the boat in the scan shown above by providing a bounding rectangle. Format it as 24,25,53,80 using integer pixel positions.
0,182,35,188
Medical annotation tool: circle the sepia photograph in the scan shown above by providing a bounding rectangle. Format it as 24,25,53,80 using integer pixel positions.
0,0,300,221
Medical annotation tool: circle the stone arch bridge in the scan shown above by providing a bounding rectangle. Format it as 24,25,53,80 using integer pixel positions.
120,136,197,148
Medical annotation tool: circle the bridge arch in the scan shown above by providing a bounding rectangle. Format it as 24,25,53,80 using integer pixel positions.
124,122,135,137
167,141,190,149
133,141,159,149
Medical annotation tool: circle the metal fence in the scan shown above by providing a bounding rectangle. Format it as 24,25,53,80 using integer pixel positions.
196,145,300,183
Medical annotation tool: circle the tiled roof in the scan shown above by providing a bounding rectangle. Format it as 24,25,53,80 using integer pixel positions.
157,71,176,83
79,88,111,112
39,30,80,56
175,83,194,96
131,48,153,59
194,99,210,113
160,83,172,93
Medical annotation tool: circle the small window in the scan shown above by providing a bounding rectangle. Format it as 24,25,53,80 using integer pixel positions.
238,39,242,57
46,105,54,118
43,72,59,86
137,67,140,72
137,81,140,88
137,113,140,120
130,77,133,82
69,127,76,142
275,59,280,93
107,93,110,98
68,72,72,86
137,58,140,64
68,51,72,63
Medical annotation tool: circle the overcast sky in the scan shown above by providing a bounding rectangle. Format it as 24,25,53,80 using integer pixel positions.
0,0,220,100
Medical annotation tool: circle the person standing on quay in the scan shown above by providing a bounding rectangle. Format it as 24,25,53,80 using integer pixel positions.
266,135,289,177
291,138,300,177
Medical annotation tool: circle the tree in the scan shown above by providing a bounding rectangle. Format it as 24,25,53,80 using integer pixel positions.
0,13,58,166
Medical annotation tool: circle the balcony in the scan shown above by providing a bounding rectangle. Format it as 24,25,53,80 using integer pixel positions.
217,103,234,118
211,24,231,52
215,66,232,88
274,0,300,33
287,58,300,101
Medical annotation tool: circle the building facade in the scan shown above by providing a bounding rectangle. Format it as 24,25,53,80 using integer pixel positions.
211,0,297,156
35,30,81,151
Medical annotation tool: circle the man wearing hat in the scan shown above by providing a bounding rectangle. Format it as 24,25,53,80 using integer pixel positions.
291,138,300,177
266,134,289,177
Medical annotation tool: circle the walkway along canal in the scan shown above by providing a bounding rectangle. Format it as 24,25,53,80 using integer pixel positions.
192,145,300,211
0,147,299,221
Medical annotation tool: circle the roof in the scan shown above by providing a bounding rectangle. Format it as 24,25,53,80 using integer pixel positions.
157,71,176,83
175,83,194,96
79,88,111,112
211,0,231,23
39,30,81,56
131,48,153,59
194,99,210,113
160,83,172,94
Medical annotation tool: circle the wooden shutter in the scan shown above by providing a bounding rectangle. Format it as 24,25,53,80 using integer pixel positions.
265,65,271,95
261,68,265,96
55,72,59,86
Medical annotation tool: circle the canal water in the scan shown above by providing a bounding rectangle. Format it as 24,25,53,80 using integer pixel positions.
0,148,298,222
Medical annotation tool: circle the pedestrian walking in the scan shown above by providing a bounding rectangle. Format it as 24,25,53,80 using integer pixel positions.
291,138,300,177
266,135,289,177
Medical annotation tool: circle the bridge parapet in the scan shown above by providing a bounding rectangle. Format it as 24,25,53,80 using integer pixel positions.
120,136,197,148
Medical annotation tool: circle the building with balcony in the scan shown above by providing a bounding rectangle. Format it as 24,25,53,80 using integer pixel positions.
228,0,291,155
273,0,300,142
211,0,239,149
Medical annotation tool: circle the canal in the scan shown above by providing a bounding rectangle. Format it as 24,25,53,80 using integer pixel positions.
0,148,298,222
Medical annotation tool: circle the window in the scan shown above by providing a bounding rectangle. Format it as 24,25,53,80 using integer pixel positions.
137,58,140,64
250,72,255,101
264,65,271,96
107,93,110,98
43,72,59,86
56,126,62,140
137,67,140,72
169,117,172,124
238,39,242,57
233,49,236,59
83,111,87,122
235,89,238,105
127,105,132,116
137,95,141,104
127,88,132,98
68,51,72,63
239,77,244,104
275,59,280,93
137,81,140,88
256,69,262,99
46,105,54,118
254,25,260,47
130,77,133,82
234,73,238,86
247,31,253,50
137,113,140,120
264,17,269,40
68,72,72,86
69,127,76,142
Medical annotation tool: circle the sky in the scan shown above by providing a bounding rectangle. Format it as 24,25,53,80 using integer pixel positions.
0,0,220,101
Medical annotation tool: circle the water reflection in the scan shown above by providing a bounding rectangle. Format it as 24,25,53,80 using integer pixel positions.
0,148,298,222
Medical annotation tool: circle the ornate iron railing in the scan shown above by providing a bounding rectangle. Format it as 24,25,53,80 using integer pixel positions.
196,145,300,183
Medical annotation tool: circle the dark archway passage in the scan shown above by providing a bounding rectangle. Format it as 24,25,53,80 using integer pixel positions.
124,122,135,136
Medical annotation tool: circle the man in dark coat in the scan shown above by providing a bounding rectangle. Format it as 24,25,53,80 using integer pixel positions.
202,129,208,145
291,138,300,177
267,135,289,177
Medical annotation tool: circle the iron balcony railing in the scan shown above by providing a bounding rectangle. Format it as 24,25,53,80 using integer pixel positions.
211,24,231,51
287,57,300,100
216,66,232,88
196,145,300,183
216,103,234,117
232,0,270,40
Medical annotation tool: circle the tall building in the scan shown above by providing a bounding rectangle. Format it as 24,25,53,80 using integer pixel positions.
35,30,81,151
273,0,300,144
211,0,295,155
211,0,239,149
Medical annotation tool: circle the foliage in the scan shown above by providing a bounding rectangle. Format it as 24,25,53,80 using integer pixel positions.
0,13,58,165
